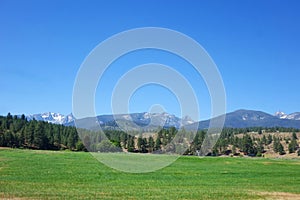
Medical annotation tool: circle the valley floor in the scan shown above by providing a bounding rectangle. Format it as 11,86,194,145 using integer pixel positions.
0,149,300,199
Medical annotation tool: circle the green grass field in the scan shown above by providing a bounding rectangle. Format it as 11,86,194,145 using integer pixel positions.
0,149,300,199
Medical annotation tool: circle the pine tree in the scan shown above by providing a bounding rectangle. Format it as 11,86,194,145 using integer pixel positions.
288,138,298,153
262,135,267,145
24,122,35,147
256,141,264,157
148,136,154,153
33,122,45,149
83,135,91,150
155,137,162,151
292,132,298,140
278,143,285,155
137,136,143,152
142,138,148,153
267,134,273,145
232,145,237,155
120,132,128,148
67,132,75,150
241,135,256,155
127,136,135,152
273,137,280,153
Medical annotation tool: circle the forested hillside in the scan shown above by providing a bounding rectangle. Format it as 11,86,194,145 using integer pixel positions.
1,113,300,157
0,113,80,150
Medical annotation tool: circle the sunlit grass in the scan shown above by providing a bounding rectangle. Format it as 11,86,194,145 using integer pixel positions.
0,149,300,199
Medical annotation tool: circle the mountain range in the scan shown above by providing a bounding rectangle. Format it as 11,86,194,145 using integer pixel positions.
25,110,300,130
187,109,300,130
26,112,75,125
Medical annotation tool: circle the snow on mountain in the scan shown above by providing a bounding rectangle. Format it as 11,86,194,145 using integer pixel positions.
26,112,194,129
275,111,300,120
117,112,195,128
23,110,300,130
185,109,300,130
73,112,195,130
26,112,75,125
274,111,288,119
285,112,300,120
230,109,269,121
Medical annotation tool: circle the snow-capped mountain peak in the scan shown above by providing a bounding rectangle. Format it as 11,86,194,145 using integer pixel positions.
274,111,300,120
95,112,195,129
274,111,288,119
26,112,75,125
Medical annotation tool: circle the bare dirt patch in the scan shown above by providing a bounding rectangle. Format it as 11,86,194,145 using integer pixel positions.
256,191,300,200
0,147,13,150
0,194,32,200
0,198,30,200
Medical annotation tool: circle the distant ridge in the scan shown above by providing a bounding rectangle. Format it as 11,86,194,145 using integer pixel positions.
186,109,300,130
25,109,300,130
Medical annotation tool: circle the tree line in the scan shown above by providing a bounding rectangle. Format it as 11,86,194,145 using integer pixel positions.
0,113,299,156
0,113,80,150
211,128,300,157
0,113,204,154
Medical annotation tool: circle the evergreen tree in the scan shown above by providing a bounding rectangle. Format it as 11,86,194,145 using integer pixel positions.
3,131,14,147
256,141,264,157
53,126,60,147
148,136,154,153
232,145,237,155
127,136,135,152
155,137,162,151
33,123,44,149
67,132,75,150
267,134,273,145
241,135,256,156
83,135,91,150
137,136,143,151
278,143,285,155
273,137,280,153
288,138,298,153
262,135,267,145
292,132,298,140
6,113,13,127
24,122,35,147
142,138,148,153
21,114,26,121
120,132,128,148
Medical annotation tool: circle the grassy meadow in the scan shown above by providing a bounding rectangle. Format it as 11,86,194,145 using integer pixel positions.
0,149,300,199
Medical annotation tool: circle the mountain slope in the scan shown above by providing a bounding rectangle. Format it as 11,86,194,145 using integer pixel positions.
275,111,300,120
69,112,195,130
186,109,300,130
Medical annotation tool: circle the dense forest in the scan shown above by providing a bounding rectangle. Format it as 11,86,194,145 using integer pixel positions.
0,113,300,157
0,113,80,150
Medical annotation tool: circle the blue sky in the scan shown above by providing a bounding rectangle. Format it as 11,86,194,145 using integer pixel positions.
1,0,300,120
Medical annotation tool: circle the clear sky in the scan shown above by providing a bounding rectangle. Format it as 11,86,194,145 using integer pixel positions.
1,0,300,120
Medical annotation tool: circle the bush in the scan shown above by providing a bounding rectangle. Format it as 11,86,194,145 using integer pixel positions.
256,152,262,157
75,141,86,151
96,140,122,153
